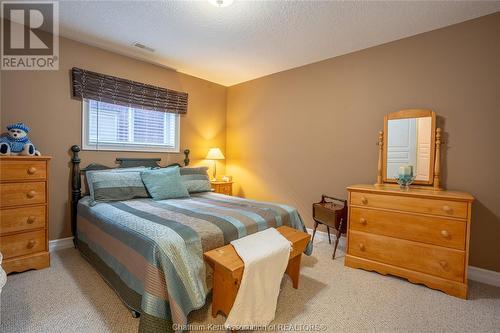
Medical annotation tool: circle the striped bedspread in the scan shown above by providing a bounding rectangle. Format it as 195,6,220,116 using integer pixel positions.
77,192,312,332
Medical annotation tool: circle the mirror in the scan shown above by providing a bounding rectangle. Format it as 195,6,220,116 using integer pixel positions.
383,109,436,185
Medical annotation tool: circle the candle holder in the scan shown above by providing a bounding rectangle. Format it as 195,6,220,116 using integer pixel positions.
396,175,416,190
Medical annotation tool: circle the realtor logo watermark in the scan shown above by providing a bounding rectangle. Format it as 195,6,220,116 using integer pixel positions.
1,1,59,70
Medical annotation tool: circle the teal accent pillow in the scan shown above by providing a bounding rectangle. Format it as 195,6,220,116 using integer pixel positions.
180,167,211,193
140,166,190,200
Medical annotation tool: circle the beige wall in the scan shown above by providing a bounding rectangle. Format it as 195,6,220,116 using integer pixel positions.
1,13,499,272
1,37,227,240
226,13,500,272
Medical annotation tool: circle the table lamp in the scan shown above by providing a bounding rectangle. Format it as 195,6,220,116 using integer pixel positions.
206,148,225,181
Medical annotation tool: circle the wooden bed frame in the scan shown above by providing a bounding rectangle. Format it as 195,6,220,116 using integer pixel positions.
69,144,191,249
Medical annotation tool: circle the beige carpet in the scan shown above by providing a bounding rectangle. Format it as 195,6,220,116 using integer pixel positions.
1,239,499,332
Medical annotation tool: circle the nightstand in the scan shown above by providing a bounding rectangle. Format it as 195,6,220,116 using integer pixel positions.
211,181,233,196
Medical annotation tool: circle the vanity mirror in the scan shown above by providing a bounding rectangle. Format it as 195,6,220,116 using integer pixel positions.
376,109,442,189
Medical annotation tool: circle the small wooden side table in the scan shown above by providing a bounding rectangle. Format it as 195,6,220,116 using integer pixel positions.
312,195,347,259
211,181,233,196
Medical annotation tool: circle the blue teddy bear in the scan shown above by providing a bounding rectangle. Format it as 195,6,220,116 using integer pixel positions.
0,123,41,156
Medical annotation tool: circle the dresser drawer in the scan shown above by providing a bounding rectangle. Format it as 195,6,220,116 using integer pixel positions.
219,184,232,195
212,182,233,196
350,192,468,219
0,229,46,258
0,206,46,234
348,230,465,282
350,207,466,250
0,182,46,207
0,160,47,181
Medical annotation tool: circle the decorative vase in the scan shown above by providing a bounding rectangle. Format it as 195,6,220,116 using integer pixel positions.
396,175,415,190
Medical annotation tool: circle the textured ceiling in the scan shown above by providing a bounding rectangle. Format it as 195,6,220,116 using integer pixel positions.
57,1,500,86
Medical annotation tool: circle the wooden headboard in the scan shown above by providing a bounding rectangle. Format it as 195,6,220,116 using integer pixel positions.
69,144,190,247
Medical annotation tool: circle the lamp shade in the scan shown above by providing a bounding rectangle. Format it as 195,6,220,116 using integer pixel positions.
206,148,225,160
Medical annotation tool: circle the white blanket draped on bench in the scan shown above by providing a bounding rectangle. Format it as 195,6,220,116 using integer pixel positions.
225,228,292,330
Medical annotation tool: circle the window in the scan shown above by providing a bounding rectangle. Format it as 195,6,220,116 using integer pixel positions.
82,99,180,152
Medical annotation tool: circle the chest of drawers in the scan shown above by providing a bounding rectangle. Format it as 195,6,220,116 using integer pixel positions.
345,184,474,299
0,156,51,273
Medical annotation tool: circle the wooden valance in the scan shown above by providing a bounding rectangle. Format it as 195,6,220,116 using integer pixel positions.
71,67,188,114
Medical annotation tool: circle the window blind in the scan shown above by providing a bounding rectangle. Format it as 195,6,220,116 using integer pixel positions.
72,67,188,114
83,99,179,152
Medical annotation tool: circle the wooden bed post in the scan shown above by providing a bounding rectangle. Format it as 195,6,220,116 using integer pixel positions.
71,145,81,248
183,149,190,166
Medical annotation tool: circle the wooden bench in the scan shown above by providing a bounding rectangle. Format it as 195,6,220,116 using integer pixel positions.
204,226,311,318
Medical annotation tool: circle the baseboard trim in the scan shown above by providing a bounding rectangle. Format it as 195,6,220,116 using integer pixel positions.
305,228,500,287
50,231,500,287
468,265,500,287
306,227,331,243
306,227,346,247
49,237,74,252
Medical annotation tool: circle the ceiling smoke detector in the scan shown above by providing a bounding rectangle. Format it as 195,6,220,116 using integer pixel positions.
132,42,155,53
208,0,234,8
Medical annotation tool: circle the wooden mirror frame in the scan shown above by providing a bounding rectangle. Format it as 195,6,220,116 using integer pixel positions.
376,109,442,189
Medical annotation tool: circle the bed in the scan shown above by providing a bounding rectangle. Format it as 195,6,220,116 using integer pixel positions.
69,145,312,332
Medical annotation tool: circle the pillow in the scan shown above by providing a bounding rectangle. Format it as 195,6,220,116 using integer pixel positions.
140,166,190,200
180,166,211,193
85,167,147,199
87,169,150,206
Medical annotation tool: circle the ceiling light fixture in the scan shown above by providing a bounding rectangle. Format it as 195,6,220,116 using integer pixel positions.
208,0,234,8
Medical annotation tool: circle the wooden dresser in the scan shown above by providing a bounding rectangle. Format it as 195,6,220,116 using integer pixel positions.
0,156,51,274
345,184,474,299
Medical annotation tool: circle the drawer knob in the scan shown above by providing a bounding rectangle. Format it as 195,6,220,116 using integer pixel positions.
27,167,37,175
359,218,367,225
442,205,452,213
27,190,37,198
27,216,36,224
439,260,448,269
440,230,450,239
360,197,368,205
358,243,365,251
27,240,36,249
